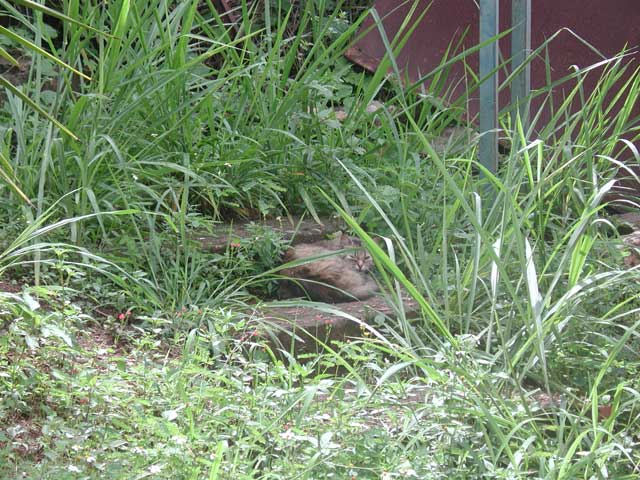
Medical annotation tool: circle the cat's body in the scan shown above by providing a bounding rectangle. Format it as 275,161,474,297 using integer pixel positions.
278,233,378,303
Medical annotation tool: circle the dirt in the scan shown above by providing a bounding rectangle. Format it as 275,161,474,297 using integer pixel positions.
247,293,420,357
195,214,345,253
0,315,168,467
0,54,30,90
0,281,22,294
0,54,62,101
617,212,640,229
76,325,122,355
0,308,124,465
0,414,45,465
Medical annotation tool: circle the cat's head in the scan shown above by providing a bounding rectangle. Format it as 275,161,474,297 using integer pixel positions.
332,232,375,272
346,249,373,272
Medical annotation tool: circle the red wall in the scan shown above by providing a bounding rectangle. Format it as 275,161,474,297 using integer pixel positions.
346,0,640,130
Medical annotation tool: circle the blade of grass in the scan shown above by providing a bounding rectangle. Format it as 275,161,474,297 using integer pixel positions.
0,26,91,80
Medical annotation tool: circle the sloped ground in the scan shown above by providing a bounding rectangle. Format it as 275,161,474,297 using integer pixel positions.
195,215,346,253
194,215,420,358
252,294,419,357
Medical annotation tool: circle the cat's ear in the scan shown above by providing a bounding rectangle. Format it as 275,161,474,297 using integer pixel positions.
325,231,344,248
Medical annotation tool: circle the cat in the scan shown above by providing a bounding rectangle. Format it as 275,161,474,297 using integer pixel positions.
278,232,379,303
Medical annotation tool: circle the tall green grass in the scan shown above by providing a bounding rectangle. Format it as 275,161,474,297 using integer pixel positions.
2,0,443,311
330,38,640,477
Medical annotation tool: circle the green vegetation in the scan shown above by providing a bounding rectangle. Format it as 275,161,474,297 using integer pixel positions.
1,1,639,478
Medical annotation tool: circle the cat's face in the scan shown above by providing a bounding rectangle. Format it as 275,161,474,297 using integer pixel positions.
332,232,375,272
346,250,373,272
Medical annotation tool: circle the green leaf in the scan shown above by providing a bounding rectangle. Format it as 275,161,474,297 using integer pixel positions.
568,234,595,288
0,45,19,66
22,292,40,311
0,26,90,80
0,75,79,141
112,0,131,42
0,150,33,206
41,324,74,347
24,333,38,349
10,0,111,37
298,185,322,225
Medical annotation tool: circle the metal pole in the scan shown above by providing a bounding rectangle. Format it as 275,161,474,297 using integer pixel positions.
479,0,499,177
511,0,532,133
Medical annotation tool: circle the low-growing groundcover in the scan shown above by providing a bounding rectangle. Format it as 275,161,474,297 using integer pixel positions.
2,0,640,478
5,294,635,480
0,297,498,479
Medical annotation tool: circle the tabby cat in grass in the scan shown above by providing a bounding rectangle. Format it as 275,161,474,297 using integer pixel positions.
279,232,379,303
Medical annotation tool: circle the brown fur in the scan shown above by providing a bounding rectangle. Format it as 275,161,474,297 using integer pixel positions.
278,233,379,303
